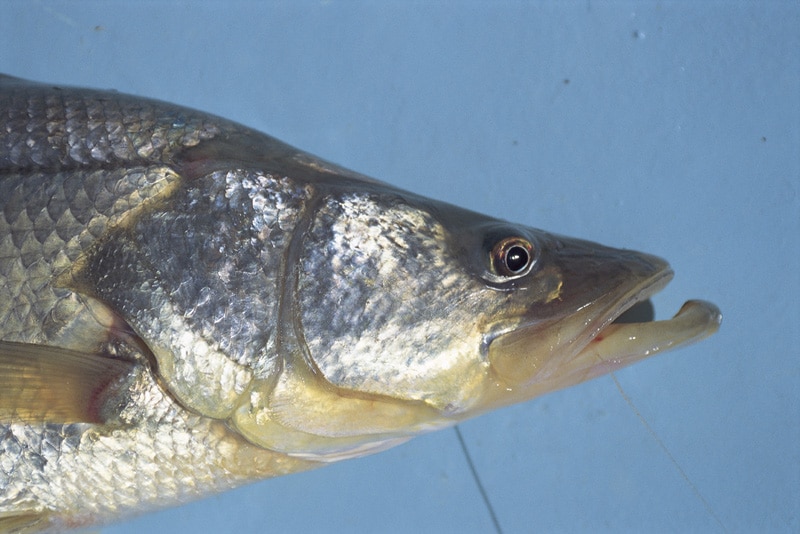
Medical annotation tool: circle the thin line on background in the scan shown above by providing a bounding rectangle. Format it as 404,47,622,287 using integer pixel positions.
611,373,727,533
454,425,504,534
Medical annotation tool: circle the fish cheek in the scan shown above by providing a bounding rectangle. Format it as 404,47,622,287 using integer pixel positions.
226,193,497,459
296,193,491,412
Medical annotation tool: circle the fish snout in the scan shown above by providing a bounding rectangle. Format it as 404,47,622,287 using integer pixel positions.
480,235,683,409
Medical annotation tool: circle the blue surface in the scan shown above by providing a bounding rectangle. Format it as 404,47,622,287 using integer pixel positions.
1,2,798,532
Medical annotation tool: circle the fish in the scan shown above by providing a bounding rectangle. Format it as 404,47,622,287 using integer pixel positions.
0,73,721,532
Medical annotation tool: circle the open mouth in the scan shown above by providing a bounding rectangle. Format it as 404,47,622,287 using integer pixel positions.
484,258,722,409
556,278,722,388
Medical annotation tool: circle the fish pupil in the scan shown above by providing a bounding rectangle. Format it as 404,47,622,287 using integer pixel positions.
505,246,529,273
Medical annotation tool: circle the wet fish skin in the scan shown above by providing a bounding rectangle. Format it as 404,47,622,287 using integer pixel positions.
0,74,720,531
0,75,322,531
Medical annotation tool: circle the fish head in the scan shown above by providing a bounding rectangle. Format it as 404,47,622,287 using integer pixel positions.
232,187,720,461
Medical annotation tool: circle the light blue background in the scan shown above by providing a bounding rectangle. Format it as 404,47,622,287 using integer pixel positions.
2,2,798,532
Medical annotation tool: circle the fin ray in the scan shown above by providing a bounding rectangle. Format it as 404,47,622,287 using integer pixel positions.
0,341,135,424
0,512,49,533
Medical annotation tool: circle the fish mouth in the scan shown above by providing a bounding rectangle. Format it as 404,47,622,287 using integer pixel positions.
483,249,722,409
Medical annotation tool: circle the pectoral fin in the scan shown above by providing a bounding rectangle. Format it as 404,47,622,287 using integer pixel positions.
0,512,50,533
0,341,135,424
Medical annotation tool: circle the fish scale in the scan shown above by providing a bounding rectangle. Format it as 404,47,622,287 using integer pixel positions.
0,167,177,345
0,77,321,529
0,74,720,531
1,79,221,172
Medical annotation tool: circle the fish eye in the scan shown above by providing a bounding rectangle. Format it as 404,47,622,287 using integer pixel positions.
490,237,535,278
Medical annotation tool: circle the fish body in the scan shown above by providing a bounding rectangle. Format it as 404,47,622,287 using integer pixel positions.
0,75,721,531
